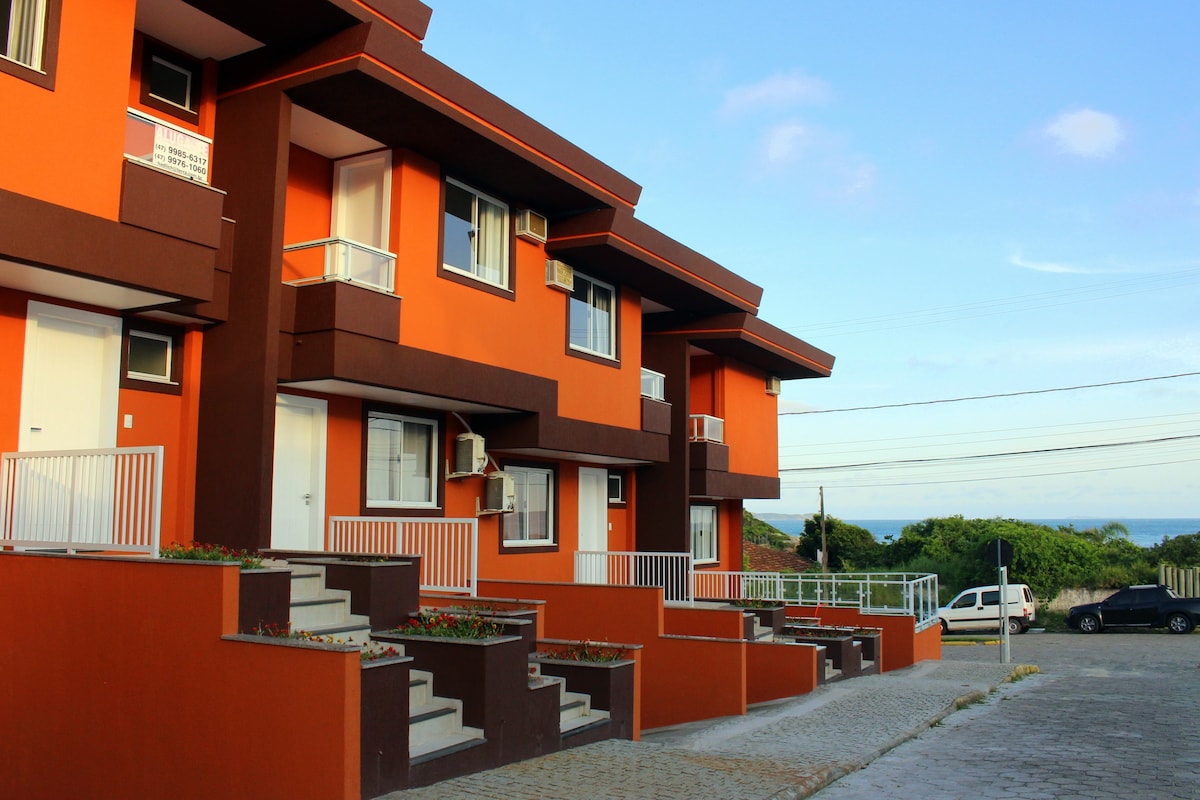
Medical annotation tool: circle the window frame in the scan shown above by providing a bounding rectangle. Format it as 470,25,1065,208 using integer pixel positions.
690,504,719,565
568,271,618,361
500,463,558,551
119,321,183,395
363,409,440,511
138,38,201,123
607,471,625,506
440,177,512,293
0,0,60,89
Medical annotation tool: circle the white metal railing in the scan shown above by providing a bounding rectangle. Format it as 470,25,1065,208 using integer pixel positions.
694,570,941,629
124,108,212,183
0,447,163,555
640,368,666,401
689,414,725,443
283,238,396,293
575,551,694,603
328,516,478,595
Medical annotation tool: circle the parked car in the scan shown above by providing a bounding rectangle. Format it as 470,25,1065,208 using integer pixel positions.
1066,584,1200,634
939,584,1036,635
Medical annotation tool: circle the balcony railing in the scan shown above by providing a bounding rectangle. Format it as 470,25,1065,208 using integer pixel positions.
694,570,941,630
640,368,666,402
689,414,724,443
575,550,693,603
283,238,396,294
124,108,211,183
328,516,478,595
0,447,163,556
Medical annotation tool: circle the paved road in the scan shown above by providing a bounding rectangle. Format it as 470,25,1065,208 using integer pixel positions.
813,632,1200,800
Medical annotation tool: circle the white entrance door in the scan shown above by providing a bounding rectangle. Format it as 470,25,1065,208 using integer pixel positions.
577,467,609,582
271,394,327,550
19,301,121,451
333,151,391,247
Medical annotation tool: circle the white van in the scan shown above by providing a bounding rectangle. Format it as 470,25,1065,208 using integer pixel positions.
939,584,1036,635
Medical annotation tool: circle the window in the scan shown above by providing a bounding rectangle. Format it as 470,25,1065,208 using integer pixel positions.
569,272,616,359
2,0,44,69
690,505,718,564
366,412,437,508
139,39,200,122
127,330,172,383
1,0,58,87
120,322,183,394
443,178,510,289
502,465,554,546
607,471,625,504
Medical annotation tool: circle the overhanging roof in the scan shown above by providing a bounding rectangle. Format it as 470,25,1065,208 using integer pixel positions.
645,312,835,380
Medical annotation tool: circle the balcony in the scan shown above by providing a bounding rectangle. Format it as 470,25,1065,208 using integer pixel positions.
640,368,671,435
640,368,665,401
124,108,211,184
689,414,724,444
283,238,396,294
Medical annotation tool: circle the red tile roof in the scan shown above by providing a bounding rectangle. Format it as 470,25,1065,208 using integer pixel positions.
743,542,813,573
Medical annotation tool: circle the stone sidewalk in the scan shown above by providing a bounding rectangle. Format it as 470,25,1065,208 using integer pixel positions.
388,654,1024,799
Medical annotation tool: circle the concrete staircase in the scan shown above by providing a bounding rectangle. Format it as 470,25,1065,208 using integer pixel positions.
286,563,373,643
530,665,610,737
408,669,486,763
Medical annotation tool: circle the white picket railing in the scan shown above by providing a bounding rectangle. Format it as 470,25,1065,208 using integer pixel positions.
574,550,694,603
328,516,478,595
0,447,163,555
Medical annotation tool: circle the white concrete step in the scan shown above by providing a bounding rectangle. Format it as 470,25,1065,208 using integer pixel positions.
409,727,486,764
409,697,464,744
287,565,325,599
410,669,434,707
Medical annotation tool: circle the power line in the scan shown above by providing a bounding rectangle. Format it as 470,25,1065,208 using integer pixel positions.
780,456,1200,490
781,372,1200,416
780,434,1200,473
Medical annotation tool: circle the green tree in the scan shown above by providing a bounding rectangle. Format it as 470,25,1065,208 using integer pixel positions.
797,515,882,570
741,510,793,550
1150,531,1200,567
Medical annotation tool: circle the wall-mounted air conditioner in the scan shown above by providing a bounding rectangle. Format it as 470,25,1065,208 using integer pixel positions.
454,433,487,475
545,259,574,292
485,471,516,513
516,209,548,243
765,376,782,396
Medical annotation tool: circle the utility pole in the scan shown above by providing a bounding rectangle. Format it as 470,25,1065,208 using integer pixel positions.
819,486,828,574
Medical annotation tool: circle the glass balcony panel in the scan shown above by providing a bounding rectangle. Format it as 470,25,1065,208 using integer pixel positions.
123,109,211,183
689,414,725,443
283,238,396,294
640,368,666,401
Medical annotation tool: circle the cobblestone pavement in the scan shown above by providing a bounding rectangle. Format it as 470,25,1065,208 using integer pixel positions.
388,649,1020,799
813,633,1200,800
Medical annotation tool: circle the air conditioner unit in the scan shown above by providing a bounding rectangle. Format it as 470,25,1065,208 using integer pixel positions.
485,471,516,513
765,376,782,396
516,209,548,243
454,433,487,475
545,259,575,292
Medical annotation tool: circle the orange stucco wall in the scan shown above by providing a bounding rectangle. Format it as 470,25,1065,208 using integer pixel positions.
479,579,751,730
691,357,778,478
663,604,746,638
0,2,137,218
0,553,361,800
746,640,819,704
0,292,28,454
786,606,942,672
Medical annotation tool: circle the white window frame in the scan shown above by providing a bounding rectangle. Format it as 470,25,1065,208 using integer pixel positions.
442,177,510,290
365,411,438,509
607,472,624,504
502,465,555,546
569,272,617,359
147,53,195,112
2,0,46,71
690,504,718,565
126,329,174,384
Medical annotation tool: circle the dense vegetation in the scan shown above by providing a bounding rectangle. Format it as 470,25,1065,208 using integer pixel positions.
752,513,1200,603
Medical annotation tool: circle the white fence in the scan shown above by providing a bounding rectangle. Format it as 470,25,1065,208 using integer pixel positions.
0,447,163,555
328,516,478,595
695,569,941,629
575,551,694,603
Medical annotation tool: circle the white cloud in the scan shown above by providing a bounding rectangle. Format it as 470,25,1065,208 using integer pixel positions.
720,70,830,118
763,121,811,163
1008,250,1091,274
1043,108,1125,158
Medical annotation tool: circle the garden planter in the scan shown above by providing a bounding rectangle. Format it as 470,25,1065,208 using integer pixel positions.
749,606,786,635
785,631,862,677
237,568,290,634
359,655,412,798
848,628,882,663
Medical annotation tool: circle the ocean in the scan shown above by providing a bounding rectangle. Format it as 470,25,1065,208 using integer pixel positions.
761,518,1200,549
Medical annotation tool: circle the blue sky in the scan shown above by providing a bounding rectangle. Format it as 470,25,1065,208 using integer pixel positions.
422,2,1200,520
